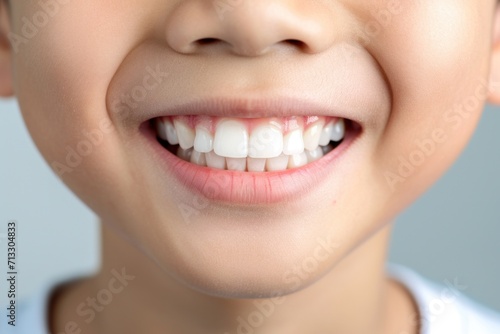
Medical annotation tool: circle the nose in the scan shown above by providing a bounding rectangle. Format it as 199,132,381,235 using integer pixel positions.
165,0,336,56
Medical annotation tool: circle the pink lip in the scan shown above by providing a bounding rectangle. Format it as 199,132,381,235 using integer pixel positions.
141,122,360,205
127,95,364,126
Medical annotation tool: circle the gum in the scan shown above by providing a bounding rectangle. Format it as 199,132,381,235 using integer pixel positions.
160,115,341,135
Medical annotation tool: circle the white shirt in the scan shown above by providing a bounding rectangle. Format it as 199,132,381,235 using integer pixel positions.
4,264,500,333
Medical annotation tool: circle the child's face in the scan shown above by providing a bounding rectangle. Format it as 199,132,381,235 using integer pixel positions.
1,0,499,297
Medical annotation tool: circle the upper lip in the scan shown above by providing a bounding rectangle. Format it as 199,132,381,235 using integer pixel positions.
120,94,362,126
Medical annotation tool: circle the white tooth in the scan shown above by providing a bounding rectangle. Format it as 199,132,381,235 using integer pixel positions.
190,151,206,166
287,152,308,169
194,125,214,153
305,147,324,163
156,119,169,141
173,119,195,149
303,119,325,151
162,119,179,145
214,119,249,158
283,128,304,155
265,154,289,171
319,121,334,146
176,147,193,162
330,119,345,142
247,158,266,172
206,151,226,170
248,122,283,158
226,158,246,171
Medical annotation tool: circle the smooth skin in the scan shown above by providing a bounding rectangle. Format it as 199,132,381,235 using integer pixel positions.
1,1,500,333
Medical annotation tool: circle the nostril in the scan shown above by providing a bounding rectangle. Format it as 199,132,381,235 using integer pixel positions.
281,39,311,52
285,39,304,46
282,39,309,52
196,38,220,45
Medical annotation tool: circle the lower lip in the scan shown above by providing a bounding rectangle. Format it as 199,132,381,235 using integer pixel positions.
141,122,360,205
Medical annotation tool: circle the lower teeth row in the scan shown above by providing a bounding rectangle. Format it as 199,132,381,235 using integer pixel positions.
162,141,340,172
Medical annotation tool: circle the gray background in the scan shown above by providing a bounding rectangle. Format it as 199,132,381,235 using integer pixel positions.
0,97,499,311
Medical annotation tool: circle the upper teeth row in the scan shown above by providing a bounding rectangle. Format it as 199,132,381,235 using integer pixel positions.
156,116,345,159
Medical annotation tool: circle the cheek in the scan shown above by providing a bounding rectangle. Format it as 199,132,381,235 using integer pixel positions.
11,3,144,201
370,1,492,210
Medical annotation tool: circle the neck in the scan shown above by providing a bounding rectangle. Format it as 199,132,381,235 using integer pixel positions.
51,221,418,334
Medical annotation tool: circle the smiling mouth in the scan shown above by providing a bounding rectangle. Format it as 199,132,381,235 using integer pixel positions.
152,115,359,172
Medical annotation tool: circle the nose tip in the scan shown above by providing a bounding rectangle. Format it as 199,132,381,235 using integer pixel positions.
165,0,336,56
